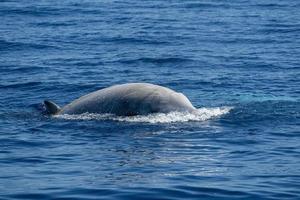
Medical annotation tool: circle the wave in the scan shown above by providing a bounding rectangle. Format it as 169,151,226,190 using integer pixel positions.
54,107,232,123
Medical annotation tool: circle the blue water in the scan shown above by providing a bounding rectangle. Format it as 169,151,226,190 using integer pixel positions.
1,0,300,199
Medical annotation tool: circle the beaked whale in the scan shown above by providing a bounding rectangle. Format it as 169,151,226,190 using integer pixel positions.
44,83,196,116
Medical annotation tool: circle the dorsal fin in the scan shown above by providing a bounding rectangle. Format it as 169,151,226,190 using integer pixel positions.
44,100,61,115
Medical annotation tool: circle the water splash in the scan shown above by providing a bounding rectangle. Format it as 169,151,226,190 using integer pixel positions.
54,107,232,123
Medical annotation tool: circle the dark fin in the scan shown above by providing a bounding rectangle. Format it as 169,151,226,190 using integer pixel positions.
44,100,61,115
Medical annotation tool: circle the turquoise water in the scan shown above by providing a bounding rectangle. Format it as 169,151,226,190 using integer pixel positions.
1,0,300,199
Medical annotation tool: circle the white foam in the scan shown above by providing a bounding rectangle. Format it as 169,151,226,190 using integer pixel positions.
54,107,232,124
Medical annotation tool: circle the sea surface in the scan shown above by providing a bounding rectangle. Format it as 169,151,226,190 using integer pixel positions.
1,0,300,199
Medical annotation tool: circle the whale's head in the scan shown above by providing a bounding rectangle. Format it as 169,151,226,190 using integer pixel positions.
44,100,61,115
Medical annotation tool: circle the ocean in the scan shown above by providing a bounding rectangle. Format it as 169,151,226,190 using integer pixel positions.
0,0,299,199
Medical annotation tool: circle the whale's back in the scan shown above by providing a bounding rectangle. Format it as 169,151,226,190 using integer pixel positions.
59,83,195,116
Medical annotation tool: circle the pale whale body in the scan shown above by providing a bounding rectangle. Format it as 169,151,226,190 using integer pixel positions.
44,83,196,116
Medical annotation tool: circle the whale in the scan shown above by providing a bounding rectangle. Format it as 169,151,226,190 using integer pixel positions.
44,83,197,116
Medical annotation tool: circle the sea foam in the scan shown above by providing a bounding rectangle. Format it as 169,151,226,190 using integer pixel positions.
55,107,232,123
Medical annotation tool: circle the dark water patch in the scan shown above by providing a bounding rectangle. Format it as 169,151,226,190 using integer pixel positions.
271,146,300,157
0,138,48,148
32,21,77,27
45,153,81,162
0,65,46,74
268,130,300,138
217,37,291,45
180,2,231,9
0,5,70,17
42,57,106,67
101,36,170,45
52,188,117,198
6,193,52,200
251,3,294,8
64,61,104,67
0,39,57,52
45,59,105,68
175,185,254,199
258,27,300,34
1,156,49,165
263,23,300,29
119,57,194,65
0,81,42,89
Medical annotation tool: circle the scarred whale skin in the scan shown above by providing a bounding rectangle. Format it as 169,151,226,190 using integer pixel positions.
44,83,196,116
